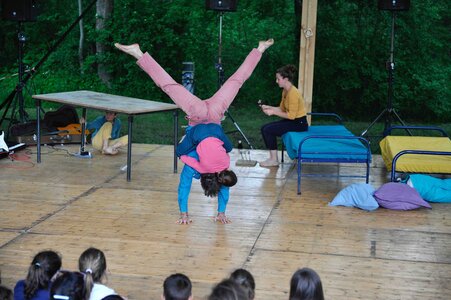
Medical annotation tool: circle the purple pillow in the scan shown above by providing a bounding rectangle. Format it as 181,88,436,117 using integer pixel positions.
374,182,431,210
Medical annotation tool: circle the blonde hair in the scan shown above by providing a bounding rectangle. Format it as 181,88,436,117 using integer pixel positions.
78,248,107,300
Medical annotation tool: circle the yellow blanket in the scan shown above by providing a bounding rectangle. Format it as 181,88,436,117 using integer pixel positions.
380,136,451,173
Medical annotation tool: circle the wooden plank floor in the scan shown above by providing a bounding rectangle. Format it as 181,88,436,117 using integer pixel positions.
0,144,450,299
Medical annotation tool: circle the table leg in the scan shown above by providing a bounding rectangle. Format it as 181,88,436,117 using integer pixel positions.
173,109,179,173
80,108,87,153
36,99,41,163
127,115,133,181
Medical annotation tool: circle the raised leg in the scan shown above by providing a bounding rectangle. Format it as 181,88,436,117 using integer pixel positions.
116,43,206,124
207,39,274,123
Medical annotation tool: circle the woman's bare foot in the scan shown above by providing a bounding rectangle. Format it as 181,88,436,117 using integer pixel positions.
102,146,119,155
114,43,144,60
257,38,274,53
259,159,279,167
176,213,192,225
214,213,231,224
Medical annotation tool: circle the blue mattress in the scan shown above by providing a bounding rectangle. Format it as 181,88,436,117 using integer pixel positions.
282,125,370,161
282,125,372,195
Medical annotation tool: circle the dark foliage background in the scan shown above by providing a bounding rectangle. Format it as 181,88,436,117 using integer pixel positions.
0,0,449,126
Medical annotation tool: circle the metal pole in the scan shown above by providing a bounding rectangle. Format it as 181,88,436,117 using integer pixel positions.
215,12,254,148
17,22,28,123
384,11,396,134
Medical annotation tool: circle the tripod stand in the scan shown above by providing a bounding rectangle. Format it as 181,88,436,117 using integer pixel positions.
0,0,98,141
361,11,410,137
216,12,254,149
0,22,30,137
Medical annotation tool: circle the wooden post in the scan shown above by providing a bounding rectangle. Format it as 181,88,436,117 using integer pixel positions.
298,0,318,124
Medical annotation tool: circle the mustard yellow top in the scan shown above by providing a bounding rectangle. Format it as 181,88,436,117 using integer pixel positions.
279,86,306,120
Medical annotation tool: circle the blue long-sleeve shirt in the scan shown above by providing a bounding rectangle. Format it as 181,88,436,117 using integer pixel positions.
178,150,229,213
86,116,122,139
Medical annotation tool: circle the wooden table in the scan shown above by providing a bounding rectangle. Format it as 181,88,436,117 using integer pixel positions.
32,90,179,181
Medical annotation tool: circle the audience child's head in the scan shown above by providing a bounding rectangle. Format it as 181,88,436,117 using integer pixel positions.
0,285,13,300
208,279,249,300
101,295,125,300
24,250,62,299
229,269,255,300
78,247,107,299
289,268,324,300
50,271,85,300
162,273,192,300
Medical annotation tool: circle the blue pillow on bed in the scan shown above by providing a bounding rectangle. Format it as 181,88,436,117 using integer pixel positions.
329,183,379,211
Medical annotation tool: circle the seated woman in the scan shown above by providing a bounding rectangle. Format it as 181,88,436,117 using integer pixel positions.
259,64,308,167
81,111,128,155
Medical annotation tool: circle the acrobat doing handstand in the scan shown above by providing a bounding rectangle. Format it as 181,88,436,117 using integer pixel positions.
115,39,274,224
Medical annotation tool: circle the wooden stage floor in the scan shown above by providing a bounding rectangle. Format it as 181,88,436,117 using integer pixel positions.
0,144,450,299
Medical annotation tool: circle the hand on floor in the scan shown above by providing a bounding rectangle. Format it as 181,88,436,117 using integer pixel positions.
214,213,232,224
176,213,192,225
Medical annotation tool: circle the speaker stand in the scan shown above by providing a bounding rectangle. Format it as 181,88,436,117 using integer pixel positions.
215,12,254,149
0,22,31,140
361,11,411,138
0,0,98,141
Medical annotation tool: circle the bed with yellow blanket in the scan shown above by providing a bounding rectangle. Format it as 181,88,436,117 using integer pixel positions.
379,126,451,181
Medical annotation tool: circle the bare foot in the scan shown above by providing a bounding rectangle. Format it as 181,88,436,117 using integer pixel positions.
114,43,144,60
111,142,125,152
257,38,274,53
102,146,119,155
214,213,232,224
176,213,192,225
259,159,279,167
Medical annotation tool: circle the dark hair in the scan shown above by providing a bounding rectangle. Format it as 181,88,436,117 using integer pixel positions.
229,269,255,300
78,248,107,300
289,268,324,300
50,271,85,300
201,170,238,197
200,173,222,197
276,64,297,83
24,250,62,300
101,295,125,300
163,273,192,300
218,170,237,187
208,279,249,300
0,285,13,300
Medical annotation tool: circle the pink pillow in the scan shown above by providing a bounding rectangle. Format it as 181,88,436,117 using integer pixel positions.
374,182,431,210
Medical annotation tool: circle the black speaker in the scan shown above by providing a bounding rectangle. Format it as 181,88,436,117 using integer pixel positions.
206,0,237,12
1,0,39,22
378,0,410,11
